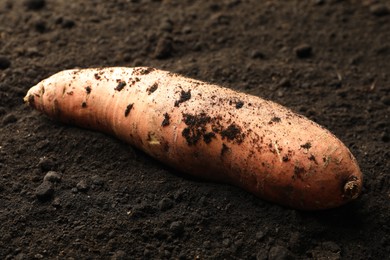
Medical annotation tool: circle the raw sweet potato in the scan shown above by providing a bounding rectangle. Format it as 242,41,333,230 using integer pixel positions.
24,67,363,210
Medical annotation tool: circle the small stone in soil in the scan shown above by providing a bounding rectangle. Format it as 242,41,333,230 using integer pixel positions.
278,78,291,87
43,171,61,183
23,0,46,10
170,221,184,236
294,44,312,58
61,19,75,29
268,245,294,260
313,0,325,5
52,197,61,207
154,37,173,59
222,238,230,247
370,4,390,16
158,197,174,211
380,95,390,106
34,20,46,33
251,50,265,59
2,114,17,125
91,175,104,186
111,250,126,260
35,181,54,201
0,56,11,70
256,231,265,240
380,132,389,142
76,180,89,192
0,107,6,116
37,157,56,171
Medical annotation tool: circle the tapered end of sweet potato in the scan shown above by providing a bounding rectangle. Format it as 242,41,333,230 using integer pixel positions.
343,175,362,200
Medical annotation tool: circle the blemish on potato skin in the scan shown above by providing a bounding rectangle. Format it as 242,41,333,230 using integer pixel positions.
293,166,305,180
221,143,230,156
269,117,281,124
220,123,244,143
147,83,158,95
28,95,36,108
235,101,244,109
133,67,155,75
94,73,101,80
115,81,126,91
181,112,212,145
308,154,318,164
174,90,191,107
229,99,244,109
85,86,91,94
161,113,170,126
124,103,134,117
301,142,312,149
147,132,160,145
163,141,170,152
203,132,216,144
53,100,61,116
81,102,87,108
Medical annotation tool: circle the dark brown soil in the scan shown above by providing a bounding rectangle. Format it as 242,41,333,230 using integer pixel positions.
1,0,389,259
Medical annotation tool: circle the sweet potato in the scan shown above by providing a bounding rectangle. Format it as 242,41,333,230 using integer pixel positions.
24,67,363,210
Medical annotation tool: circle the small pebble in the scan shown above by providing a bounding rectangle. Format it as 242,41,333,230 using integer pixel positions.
256,231,265,240
158,197,174,211
203,240,211,249
0,107,6,116
14,253,28,260
143,248,152,257
91,175,104,186
160,19,173,32
23,0,46,10
61,19,75,29
76,180,89,192
370,4,390,16
2,114,17,125
380,132,389,142
294,44,312,58
268,245,294,260
154,37,173,59
0,56,11,70
35,181,54,201
34,20,46,33
37,157,56,171
278,78,291,87
313,0,325,5
250,50,265,59
170,221,184,236
222,238,231,247
321,241,341,253
182,25,192,34
52,197,61,207
25,47,40,57
111,250,126,260
380,95,390,106
43,171,61,183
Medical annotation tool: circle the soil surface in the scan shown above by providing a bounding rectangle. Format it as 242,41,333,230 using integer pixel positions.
1,0,389,259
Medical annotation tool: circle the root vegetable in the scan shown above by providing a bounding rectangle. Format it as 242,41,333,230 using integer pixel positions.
24,67,363,210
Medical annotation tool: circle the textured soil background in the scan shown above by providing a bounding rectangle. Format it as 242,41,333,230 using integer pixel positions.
0,0,389,259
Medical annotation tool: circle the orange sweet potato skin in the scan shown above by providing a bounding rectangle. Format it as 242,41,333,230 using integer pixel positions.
24,67,363,210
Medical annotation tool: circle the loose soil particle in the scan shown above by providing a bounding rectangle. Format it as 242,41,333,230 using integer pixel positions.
0,1,389,259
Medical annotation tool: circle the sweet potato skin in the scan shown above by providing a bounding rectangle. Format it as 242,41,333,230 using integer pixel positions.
24,67,363,210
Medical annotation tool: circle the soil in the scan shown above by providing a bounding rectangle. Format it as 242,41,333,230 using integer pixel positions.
0,0,389,259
